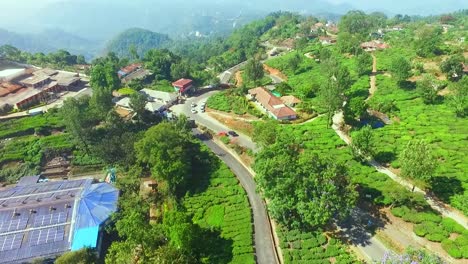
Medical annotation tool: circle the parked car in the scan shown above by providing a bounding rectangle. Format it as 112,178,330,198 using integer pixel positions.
191,108,197,114
191,102,197,107
228,130,239,137
200,108,205,113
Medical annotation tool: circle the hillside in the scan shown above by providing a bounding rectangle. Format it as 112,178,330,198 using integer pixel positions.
105,28,171,58
0,28,99,59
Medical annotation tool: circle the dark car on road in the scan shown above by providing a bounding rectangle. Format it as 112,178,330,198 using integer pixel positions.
228,130,239,137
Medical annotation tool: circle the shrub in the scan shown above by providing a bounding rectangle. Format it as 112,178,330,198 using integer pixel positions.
426,233,448,242
441,218,465,234
441,239,463,259
291,240,301,249
391,206,409,217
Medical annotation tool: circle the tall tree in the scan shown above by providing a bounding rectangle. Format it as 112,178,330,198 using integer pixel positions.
440,54,464,81
255,139,357,229
288,52,303,74
448,76,468,117
244,58,265,86
252,120,279,148
351,125,375,160
90,61,120,116
60,97,95,154
414,26,442,57
400,140,437,191
356,52,373,76
416,74,439,104
339,10,374,36
389,56,412,85
129,92,148,121
135,123,194,196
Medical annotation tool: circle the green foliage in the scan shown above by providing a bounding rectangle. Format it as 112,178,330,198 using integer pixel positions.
254,133,357,229
183,164,254,264
400,140,437,190
441,218,465,234
440,54,465,81
416,74,439,104
252,120,279,148
356,52,373,76
135,122,196,196
116,87,137,95
278,227,359,263
129,92,148,120
350,125,375,160
414,26,443,58
106,28,171,58
447,76,468,117
206,91,252,115
55,247,97,264
0,112,63,139
389,56,412,84
339,10,375,36
244,58,265,85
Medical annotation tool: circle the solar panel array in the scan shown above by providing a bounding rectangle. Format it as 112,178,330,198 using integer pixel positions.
0,218,28,233
0,234,23,252
33,212,68,228
0,178,96,263
29,226,65,246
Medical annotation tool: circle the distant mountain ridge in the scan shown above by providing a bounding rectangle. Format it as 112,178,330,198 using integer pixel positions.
0,28,100,59
105,28,172,58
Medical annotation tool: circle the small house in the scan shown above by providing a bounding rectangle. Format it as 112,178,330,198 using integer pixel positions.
172,78,194,95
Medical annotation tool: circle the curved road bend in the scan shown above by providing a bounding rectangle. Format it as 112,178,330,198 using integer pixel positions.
192,129,278,264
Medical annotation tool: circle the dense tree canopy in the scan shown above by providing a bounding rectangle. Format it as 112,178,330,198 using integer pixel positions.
400,140,437,191
389,56,412,84
135,122,196,196
254,134,357,229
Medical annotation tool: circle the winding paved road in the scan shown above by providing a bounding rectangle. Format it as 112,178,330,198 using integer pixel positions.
192,129,278,264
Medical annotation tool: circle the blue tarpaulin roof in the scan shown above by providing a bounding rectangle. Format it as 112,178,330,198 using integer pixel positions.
71,183,119,251
71,226,100,251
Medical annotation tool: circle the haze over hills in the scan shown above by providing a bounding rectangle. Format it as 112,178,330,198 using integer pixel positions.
0,0,466,59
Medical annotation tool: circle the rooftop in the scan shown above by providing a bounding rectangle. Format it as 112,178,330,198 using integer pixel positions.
172,78,193,88
249,87,297,119
0,178,118,263
140,88,177,103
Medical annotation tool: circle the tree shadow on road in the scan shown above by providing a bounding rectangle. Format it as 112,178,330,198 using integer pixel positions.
335,202,390,247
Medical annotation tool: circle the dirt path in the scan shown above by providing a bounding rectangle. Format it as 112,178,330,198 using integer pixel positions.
366,54,378,101
235,71,244,87
331,111,468,230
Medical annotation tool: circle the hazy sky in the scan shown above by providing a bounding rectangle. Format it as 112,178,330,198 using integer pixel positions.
2,0,467,14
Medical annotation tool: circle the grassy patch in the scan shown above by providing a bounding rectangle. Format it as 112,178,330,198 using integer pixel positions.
369,75,468,213
183,164,254,264
149,80,175,92
0,112,64,139
117,87,137,95
278,227,361,264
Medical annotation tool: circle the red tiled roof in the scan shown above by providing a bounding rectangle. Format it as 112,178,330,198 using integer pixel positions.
172,78,193,88
248,87,296,119
119,63,142,75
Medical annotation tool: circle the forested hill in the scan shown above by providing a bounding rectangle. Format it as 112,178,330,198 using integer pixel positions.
0,28,99,60
105,28,172,58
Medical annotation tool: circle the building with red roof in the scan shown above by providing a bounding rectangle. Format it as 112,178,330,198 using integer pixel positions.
172,78,194,94
248,87,297,120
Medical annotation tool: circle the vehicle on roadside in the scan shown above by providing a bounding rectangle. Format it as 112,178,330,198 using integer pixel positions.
191,102,197,107
191,108,197,114
228,130,239,137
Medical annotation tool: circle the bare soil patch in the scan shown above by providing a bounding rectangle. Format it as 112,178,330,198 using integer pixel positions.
263,64,288,81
